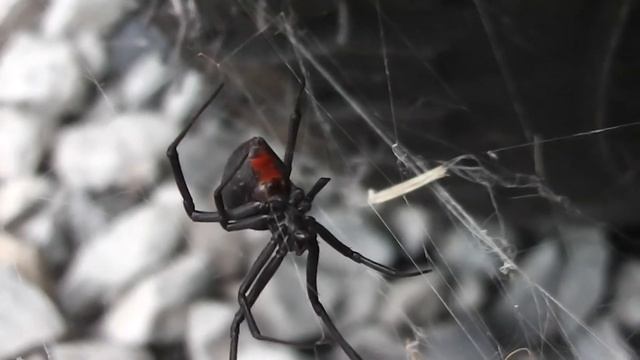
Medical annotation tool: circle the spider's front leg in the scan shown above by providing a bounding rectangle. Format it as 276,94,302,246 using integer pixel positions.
312,219,432,277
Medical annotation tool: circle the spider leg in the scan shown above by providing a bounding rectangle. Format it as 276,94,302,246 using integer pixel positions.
283,77,306,177
313,220,432,277
229,236,278,360
306,177,330,202
225,214,271,231
167,83,224,222
238,244,332,348
306,241,362,360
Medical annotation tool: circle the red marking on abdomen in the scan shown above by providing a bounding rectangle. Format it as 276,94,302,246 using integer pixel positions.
250,151,283,183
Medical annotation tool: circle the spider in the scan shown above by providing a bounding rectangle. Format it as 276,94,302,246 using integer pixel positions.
166,79,432,360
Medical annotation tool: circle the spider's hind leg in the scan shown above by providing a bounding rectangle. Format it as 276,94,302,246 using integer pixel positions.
306,241,363,360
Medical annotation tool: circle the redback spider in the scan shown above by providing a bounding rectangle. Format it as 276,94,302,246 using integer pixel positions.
166,79,432,360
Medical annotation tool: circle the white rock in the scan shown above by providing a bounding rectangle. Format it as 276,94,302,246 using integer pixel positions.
0,0,25,25
332,326,407,360
390,205,433,254
42,0,137,37
54,112,173,190
163,70,206,125
58,187,185,316
0,268,65,358
613,261,640,329
420,320,497,360
238,342,298,360
187,302,236,360
0,176,52,226
0,108,45,179
101,252,213,344
0,232,47,291
50,340,153,360
73,32,107,77
117,52,171,110
573,318,635,360
0,33,83,113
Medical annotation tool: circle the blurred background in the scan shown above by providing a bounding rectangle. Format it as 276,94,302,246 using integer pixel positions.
1,0,639,359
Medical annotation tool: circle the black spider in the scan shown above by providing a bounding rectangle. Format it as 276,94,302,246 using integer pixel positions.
166,79,432,360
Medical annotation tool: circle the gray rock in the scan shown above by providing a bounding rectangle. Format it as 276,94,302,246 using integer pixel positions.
0,108,45,179
556,225,609,334
420,319,498,360
49,340,153,360
58,185,185,317
73,32,107,77
613,261,640,330
380,274,446,328
188,220,251,279
41,0,138,37
0,268,65,358
0,33,84,113
491,239,562,342
100,252,214,344
187,301,236,360
573,318,636,360
116,52,171,110
440,227,503,277
0,176,52,226
331,326,408,360
54,112,173,191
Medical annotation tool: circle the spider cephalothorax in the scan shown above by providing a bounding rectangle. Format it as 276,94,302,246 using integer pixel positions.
167,79,431,360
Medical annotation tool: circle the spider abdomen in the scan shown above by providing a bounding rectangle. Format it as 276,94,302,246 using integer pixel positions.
219,137,289,208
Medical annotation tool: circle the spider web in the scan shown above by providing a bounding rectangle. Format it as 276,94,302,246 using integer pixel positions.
13,0,639,359
195,1,639,359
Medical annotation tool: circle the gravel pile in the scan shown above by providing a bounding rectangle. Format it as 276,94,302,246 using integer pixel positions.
0,1,638,360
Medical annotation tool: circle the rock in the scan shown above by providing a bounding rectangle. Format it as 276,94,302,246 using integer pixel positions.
0,176,52,226
163,70,206,125
390,205,433,254
420,319,497,360
556,225,609,333
188,220,250,279
42,0,138,37
49,340,153,360
100,252,214,344
0,108,46,179
53,112,173,191
332,326,408,360
0,268,65,358
249,256,342,342
380,274,446,328
0,232,48,291
187,301,236,360
491,239,562,341
116,52,171,110
440,227,502,277
573,318,635,360
73,32,107,77
613,261,640,330
237,342,298,360
58,186,185,317
62,190,110,245
0,32,84,113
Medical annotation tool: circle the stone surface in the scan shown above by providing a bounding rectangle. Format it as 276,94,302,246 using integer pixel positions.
0,268,65,358
573,318,635,360
332,326,408,360
100,252,213,344
556,225,609,334
187,301,236,360
49,340,153,360
380,274,446,328
58,186,184,317
163,70,206,124
491,239,563,341
0,176,52,226
42,0,137,37
0,108,45,179
0,33,84,113
0,232,48,291
390,204,433,254
613,260,640,330
54,112,173,191
117,52,171,110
